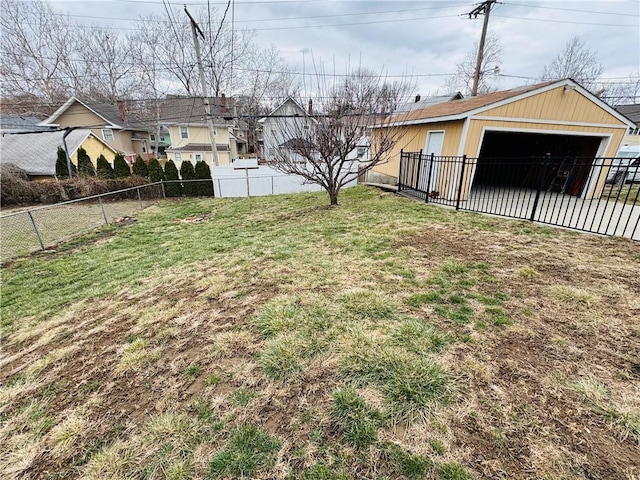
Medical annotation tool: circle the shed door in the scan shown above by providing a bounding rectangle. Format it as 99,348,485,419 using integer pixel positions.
422,131,445,193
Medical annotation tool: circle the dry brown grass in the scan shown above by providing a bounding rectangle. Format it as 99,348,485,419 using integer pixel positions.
1,188,638,479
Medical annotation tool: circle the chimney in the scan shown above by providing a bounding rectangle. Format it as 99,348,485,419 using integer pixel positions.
308,99,313,115
415,94,421,103
221,94,227,113
117,100,126,121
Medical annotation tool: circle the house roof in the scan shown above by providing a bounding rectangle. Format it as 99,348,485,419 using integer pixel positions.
396,93,464,112
615,104,640,126
39,97,149,131
158,95,235,125
0,130,115,176
166,143,230,152
258,97,314,123
382,79,635,129
0,114,52,133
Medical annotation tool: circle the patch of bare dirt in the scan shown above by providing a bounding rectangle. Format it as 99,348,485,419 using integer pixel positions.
398,224,640,479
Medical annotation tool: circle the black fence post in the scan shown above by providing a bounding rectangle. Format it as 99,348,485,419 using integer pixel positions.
415,149,423,194
456,155,467,211
398,149,404,192
530,157,548,222
425,153,435,204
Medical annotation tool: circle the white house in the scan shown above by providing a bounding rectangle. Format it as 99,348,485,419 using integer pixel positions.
258,97,317,161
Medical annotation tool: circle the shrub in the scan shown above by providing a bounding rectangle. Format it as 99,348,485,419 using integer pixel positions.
194,160,214,196
76,147,95,176
180,160,197,196
96,154,115,178
164,159,182,197
55,146,75,179
147,157,164,182
113,153,130,178
132,155,149,178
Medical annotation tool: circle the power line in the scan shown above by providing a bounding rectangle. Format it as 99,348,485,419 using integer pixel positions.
50,3,470,24
493,14,639,28
505,2,640,17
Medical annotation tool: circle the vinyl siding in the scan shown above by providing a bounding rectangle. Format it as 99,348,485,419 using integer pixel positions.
480,86,624,125
70,135,116,167
371,120,464,179
167,125,232,166
54,101,136,155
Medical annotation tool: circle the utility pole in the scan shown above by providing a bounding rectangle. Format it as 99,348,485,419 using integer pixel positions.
185,6,219,165
468,0,497,97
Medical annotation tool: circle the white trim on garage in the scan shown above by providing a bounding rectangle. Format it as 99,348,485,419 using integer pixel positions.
471,116,629,130
424,130,445,194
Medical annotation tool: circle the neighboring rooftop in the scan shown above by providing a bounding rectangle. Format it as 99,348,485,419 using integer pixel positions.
0,114,52,133
396,92,464,112
40,97,150,131
0,130,111,176
615,104,640,126
158,95,236,125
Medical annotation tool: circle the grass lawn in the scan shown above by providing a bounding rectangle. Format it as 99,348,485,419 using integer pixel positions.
1,186,638,479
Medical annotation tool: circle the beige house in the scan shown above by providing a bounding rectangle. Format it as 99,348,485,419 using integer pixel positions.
159,95,247,169
39,97,152,164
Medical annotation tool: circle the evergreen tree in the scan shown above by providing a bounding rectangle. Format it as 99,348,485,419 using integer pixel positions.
164,159,182,197
194,160,214,196
180,160,197,196
76,147,95,176
147,157,165,182
132,155,149,178
55,146,74,178
114,153,131,178
96,154,115,178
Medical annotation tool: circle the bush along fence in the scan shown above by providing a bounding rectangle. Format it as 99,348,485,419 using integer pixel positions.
399,151,640,240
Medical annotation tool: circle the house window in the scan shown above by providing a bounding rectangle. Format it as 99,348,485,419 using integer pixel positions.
102,129,114,141
180,126,189,139
141,141,147,154
150,134,156,141
357,147,366,158
194,152,204,162
175,152,182,162
213,128,217,136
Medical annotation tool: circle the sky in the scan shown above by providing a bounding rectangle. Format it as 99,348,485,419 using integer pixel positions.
50,0,640,97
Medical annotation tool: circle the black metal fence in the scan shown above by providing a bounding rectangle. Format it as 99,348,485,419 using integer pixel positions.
399,151,640,240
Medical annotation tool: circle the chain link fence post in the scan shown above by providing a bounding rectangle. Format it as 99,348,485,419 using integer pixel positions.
26,210,45,250
98,196,109,225
137,187,143,209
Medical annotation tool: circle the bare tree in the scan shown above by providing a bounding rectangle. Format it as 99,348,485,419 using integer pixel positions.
541,36,603,90
443,33,502,95
78,30,137,103
604,77,640,106
270,68,414,206
0,0,74,103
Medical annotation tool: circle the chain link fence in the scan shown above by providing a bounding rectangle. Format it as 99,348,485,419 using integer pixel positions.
1,183,163,263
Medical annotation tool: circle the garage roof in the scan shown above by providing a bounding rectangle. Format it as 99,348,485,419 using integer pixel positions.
381,79,635,129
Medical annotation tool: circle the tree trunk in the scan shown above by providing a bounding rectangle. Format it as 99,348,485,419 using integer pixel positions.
328,187,339,206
